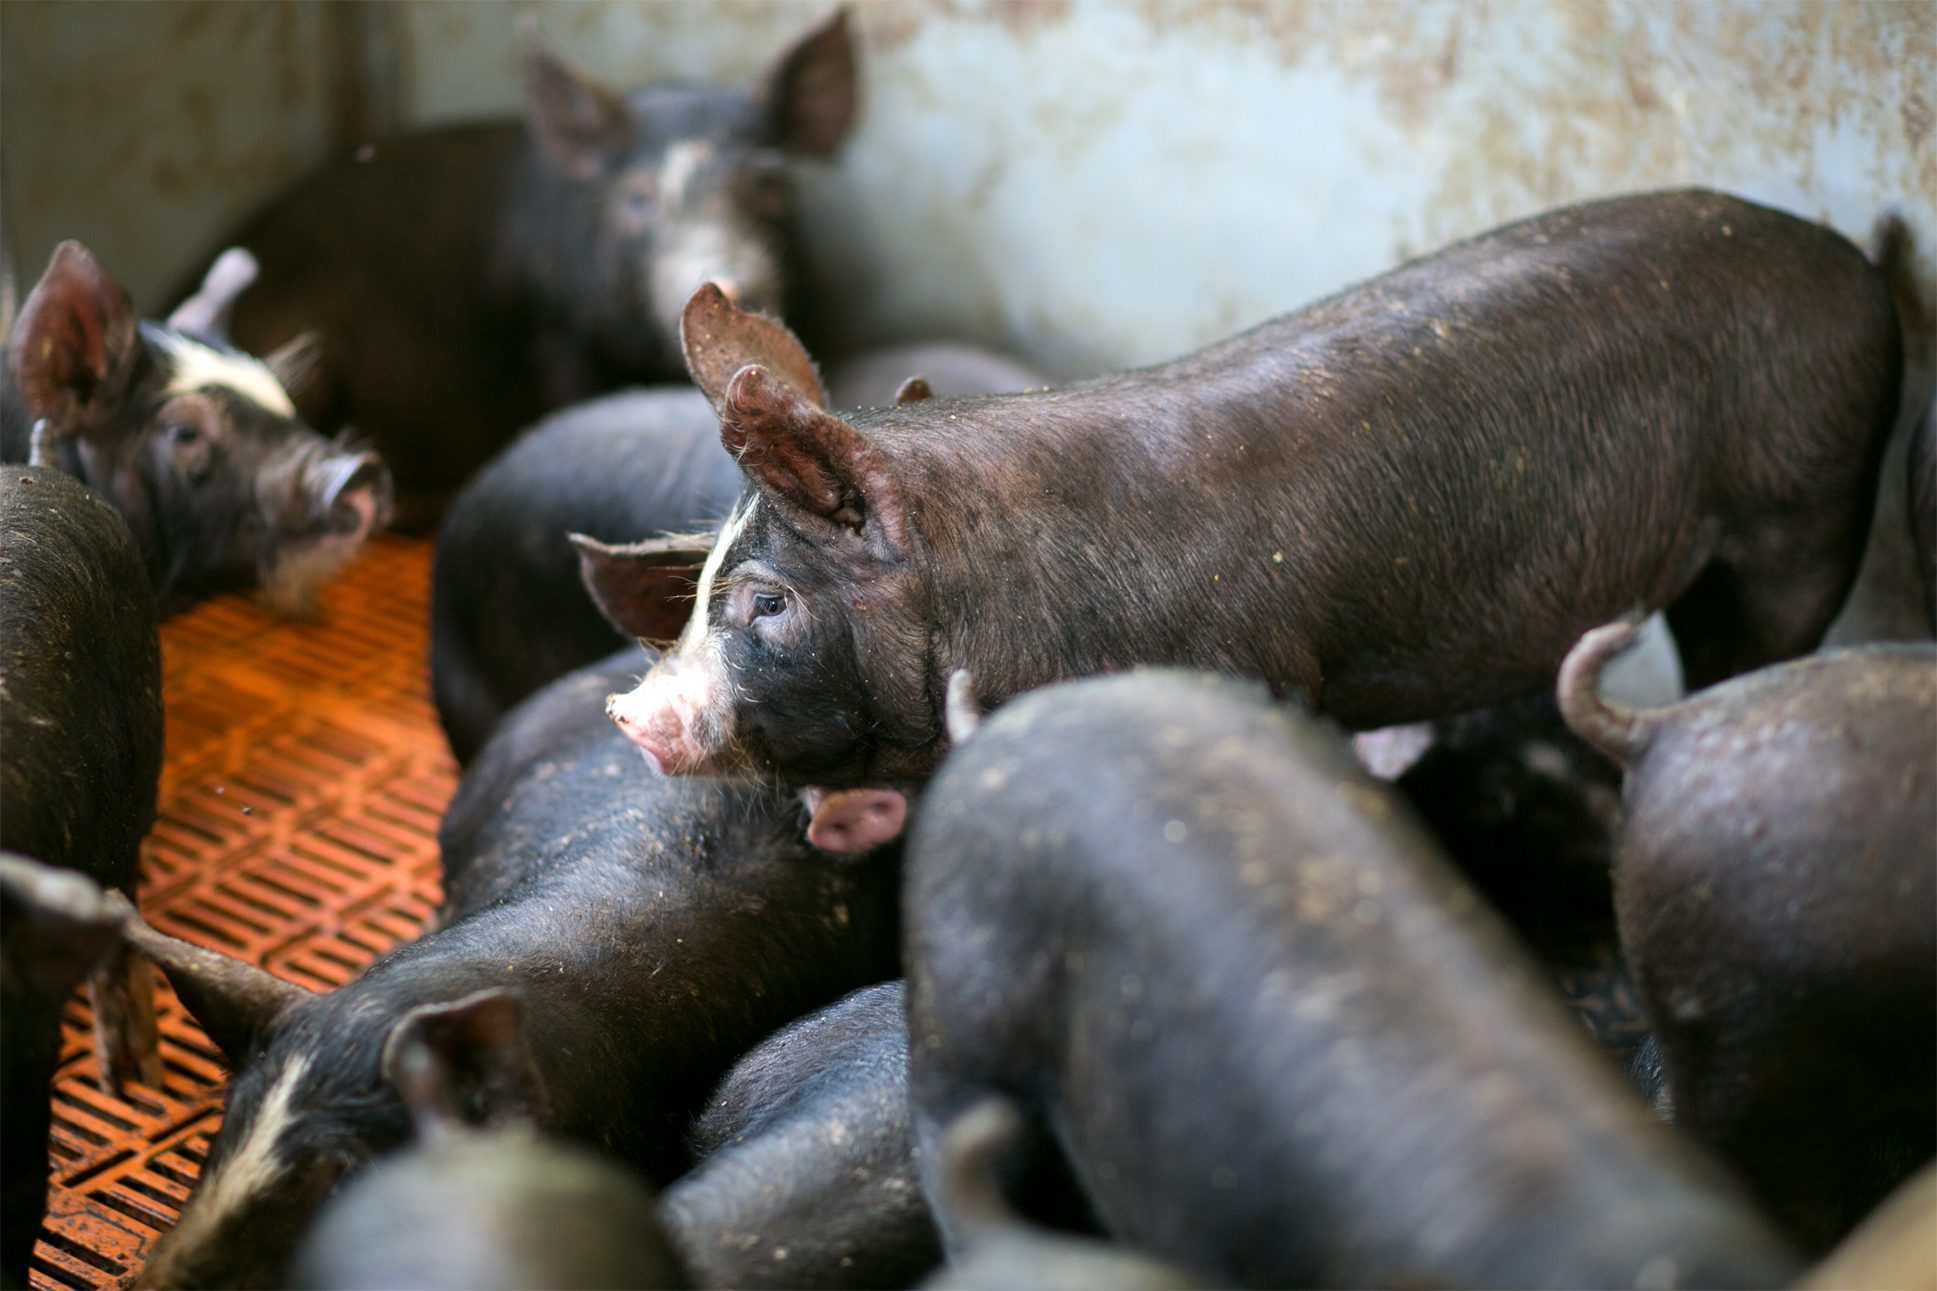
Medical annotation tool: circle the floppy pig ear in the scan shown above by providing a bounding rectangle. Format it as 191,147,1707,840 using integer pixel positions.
10,241,141,439
380,987,548,1132
570,531,712,643
681,281,826,412
721,364,909,552
762,6,858,158
122,907,311,1067
520,16,634,181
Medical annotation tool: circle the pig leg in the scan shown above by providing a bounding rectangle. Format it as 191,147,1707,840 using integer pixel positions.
88,944,163,1093
1666,514,1867,691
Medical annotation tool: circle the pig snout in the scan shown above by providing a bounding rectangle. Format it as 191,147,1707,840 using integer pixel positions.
605,660,729,776
649,228,781,352
309,451,391,538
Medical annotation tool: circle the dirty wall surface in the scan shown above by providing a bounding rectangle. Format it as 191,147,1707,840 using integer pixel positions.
4,0,1929,382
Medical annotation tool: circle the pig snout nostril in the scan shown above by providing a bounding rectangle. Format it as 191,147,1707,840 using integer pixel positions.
316,456,388,534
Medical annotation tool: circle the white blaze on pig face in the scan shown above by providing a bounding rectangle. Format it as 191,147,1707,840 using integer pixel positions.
137,1056,313,1287
605,498,752,774
647,141,786,344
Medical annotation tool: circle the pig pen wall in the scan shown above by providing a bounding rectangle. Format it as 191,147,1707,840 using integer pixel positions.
3,0,1933,638
6,1,1932,371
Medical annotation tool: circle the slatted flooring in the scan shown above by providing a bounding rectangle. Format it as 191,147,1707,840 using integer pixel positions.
29,535,456,1291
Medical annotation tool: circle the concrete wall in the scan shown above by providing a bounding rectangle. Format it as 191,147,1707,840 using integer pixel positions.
6,0,1930,375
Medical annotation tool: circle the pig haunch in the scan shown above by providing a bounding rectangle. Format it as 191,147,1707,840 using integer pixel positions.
604,190,1901,794
1560,623,1937,1252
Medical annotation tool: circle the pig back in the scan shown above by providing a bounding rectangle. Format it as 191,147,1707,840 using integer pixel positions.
880,190,1900,730
0,467,162,894
907,671,1798,1289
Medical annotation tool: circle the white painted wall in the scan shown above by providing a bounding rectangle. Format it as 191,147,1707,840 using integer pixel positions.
7,1,1930,372
3,0,1929,639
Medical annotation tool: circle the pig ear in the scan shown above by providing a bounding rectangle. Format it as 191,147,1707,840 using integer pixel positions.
761,6,858,158
381,987,548,1132
164,246,258,341
805,787,908,854
681,281,826,411
0,852,127,1000
10,241,142,440
122,907,310,1066
722,364,909,553
520,17,634,181
569,531,712,644
261,330,324,403
894,376,933,405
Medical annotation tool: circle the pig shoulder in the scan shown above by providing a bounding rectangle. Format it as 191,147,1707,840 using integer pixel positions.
0,466,162,893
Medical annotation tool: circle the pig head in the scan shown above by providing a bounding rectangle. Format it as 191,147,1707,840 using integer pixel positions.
3,241,390,615
580,284,926,852
508,8,855,401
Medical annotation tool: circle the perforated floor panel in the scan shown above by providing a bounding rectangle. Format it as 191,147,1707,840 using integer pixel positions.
29,535,456,1291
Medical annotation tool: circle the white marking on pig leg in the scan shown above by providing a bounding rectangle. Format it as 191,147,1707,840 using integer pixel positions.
680,498,754,652
147,1055,310,1269
149,327,298,417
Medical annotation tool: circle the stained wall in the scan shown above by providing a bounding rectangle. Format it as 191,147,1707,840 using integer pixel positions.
6,1,1929,370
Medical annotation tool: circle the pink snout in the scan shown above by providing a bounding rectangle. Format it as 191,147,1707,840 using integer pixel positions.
606,672,716,775
311,451,391,540
801,786,908,854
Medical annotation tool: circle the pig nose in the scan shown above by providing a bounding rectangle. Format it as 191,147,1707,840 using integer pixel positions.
315,453,391,535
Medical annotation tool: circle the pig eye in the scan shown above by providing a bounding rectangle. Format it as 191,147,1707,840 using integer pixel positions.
752,591,786,618
168,424,202,446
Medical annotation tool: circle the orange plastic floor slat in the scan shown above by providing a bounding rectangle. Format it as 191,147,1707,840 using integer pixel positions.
28,535,457,1291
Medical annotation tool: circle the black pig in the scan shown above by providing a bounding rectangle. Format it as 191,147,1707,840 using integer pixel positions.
0,465,164,1103
0,856,134,1286
195,11,855,524
1559,623,1936,1251
291,1127,685,1290
602,191,1901,847
907,670,1800,1288
433,342,1044,764
658,980,941,1289
124,645,901,1288
288,1007,685,1290
1,242,389,616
